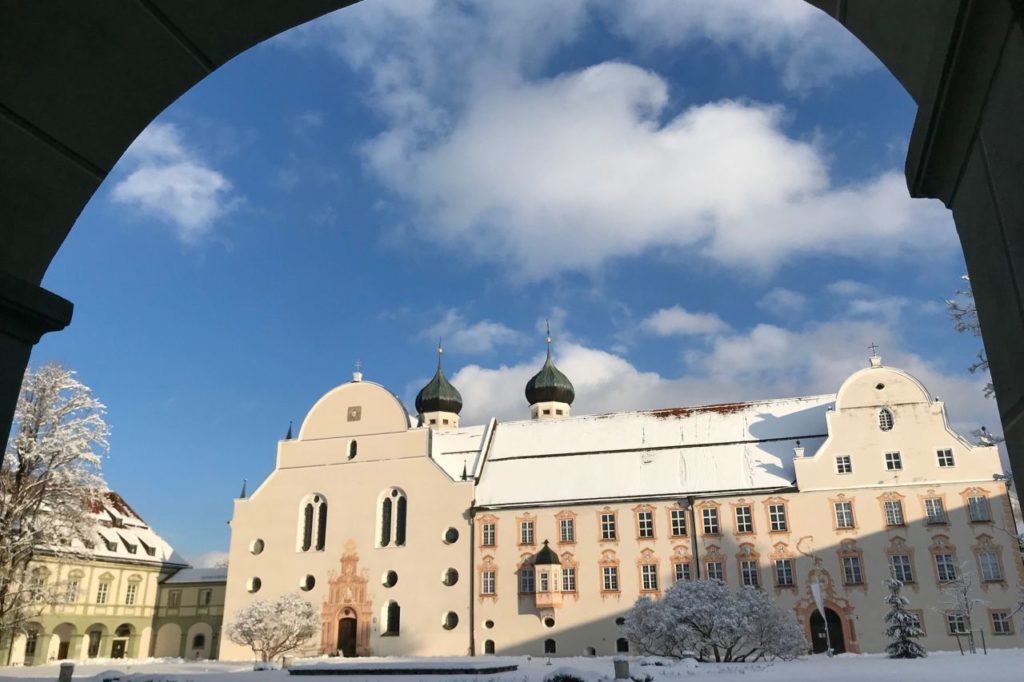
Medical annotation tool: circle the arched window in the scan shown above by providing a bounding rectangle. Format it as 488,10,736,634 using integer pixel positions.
879,408,894,431
396,495,407,546
616,637,629,653
348,440,357,459
544,638,556,654
192,634,206,649
484,640,495,654
382,601,401,636
378,488,408,548
298,494,327,552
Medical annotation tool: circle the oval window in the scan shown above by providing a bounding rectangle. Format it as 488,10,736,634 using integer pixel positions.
382,570,398,588
247,577,262,593
442,611,459,630
879,408,894,431
484,620,495,629
442,568,459,586
300,575,315,591
443,527,459,544
250,539,265,555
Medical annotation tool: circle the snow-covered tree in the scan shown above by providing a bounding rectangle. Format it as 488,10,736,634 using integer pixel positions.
883,578,926,658
938,566,985,654
0,363,108,646
624,579,806,662
227,592,319,662
947,276,995,399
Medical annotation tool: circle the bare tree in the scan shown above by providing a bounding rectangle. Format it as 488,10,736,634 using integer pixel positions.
946,276,995,399
938,565,985,654
0,363,108,654
227,592,319,662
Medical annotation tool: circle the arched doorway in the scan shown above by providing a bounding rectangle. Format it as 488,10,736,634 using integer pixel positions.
809,608,845,654
337,617,357,658
111,624,133,659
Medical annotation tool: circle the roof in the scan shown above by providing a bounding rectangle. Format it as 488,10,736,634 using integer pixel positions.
415,353,463,415
429,423,489,480
163,567,228,584
75,491,188,567
474,394,834,507
525,344,575,406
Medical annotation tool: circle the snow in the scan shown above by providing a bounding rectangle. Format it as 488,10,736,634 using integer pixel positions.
162,568,229,584
6,651,1024,682
428,423,490,480
476,396,834,506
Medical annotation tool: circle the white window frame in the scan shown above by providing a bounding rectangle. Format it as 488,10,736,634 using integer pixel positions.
835,455,852,474
602,566,619,591
842,556,863,584
890,554,914,583
96,582,110,605
980,551,1002,582
935,553,957,582
538,572,549,592
834,501,854,529
559,517,575,543
879,408,894,431
125,583,138,606
482,523,495,547
481,570,495,595
637,511,654,538
641,564,658,591
885,451,903,471
937,448,955,467
768,504,788,532
946,612,967,635
992,612,1012,635
775,559,794,586
706,561,724,581
735,506,753,533
670,509,687,537
884,499,905,526
601,513,617,540
562,567,576,592
674,562,691,582
702,507,720,534
519,568,535,593
740,560,759,587
925,498,947,524
968,496,991,522
520,521,534,545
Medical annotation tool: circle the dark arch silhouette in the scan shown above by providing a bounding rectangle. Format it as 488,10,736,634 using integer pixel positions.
809,607,846,654
2,2,1023,497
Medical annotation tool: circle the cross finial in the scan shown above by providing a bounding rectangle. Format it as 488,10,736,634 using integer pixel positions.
355,359,362,371
545,319,551,345
353,359,363,382
868,342,879,357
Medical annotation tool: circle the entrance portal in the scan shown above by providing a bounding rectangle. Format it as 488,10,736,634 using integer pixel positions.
337,618,357,658
809,607,845,654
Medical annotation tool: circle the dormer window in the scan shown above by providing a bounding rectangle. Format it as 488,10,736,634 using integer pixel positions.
878,408,894,431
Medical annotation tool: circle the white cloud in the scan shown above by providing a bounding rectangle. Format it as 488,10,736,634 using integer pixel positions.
602,0,877,91
421,309,521,355
365,64,955,279
757,287,807,317
111,122,238,243
452,317,996,438
641,306,730,337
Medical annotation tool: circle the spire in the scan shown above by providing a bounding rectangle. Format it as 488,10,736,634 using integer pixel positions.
285,421,293,440
415,343,463,416
238,479,247,499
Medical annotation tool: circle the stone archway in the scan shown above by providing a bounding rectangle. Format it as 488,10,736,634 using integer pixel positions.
2,2,1023,498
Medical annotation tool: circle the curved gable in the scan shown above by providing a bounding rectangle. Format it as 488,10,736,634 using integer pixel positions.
835,365,931,410
299,380,411,440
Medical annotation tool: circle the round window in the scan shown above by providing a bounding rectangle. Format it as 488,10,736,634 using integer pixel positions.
249,539,265,555
300,575,315,591
443,527,459,544
442,568,459,586
247,577,262,593
382,570,398,588
443,612,459,630
544,617,555,628
484,620,495,629
615,617,626,626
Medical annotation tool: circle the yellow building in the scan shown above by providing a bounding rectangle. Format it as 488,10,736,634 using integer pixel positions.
221,347,1023,659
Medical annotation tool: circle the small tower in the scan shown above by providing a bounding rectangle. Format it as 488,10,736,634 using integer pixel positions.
525,325,575,420
415,342,463,430
533,540,563,611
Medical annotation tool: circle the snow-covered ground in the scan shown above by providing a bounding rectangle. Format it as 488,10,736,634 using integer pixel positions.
2,651,1022,682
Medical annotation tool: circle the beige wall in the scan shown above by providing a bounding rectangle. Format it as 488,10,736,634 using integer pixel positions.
152,581,226,659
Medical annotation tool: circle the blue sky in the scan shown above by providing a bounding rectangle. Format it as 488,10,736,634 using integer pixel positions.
33,0,995,565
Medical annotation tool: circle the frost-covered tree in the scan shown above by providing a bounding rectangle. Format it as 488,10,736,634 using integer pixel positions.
938,566,984,654
883,579,926,658
624,579,806,662
227,592,319,662
947,276,995,399
0,363,108,646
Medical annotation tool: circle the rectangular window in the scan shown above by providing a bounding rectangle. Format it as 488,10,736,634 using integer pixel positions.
992,611,1013,635
168,589,181,607
674,562,691,582
562,567,576,592
641,564,658,591
890,554,914,583
768,504,788,532
65,580,79,603
519,568,535,593
637,511,654,538
835,455,852,474
539,572,549,592
199,588,212,606
559,517,575,543
602,566,619,591
935,553,957,582
775,559,794,586
670,509,687,537
125,583,138,606
96,582,109,605
925,498,947,524
601,513,617,541
884,499,905,526
968,496,991,522
702,507,720,535
907,611,924,633
482,570,495,595
834,501,854,529
520,521,535,545
740,560,759,587
706,561,724,581
842,556,863,584
937,448,955,467
482,523,495,546
946,612,967,635
735,506,753,533
979,551,1002,582
885,451,903,471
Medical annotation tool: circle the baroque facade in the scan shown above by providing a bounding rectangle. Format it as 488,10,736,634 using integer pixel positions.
221,343,1024,659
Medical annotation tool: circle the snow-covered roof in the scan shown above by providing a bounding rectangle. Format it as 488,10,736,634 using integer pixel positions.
475,395,834,507
429,422,490,480
163,567,228,584
75,491,188,568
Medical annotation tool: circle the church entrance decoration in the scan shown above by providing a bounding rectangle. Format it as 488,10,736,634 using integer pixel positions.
320,541,373,657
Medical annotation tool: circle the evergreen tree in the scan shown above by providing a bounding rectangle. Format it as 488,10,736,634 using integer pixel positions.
884,578,926,659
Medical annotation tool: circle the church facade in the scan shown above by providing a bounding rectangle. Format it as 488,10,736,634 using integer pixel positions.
221,343,1023,659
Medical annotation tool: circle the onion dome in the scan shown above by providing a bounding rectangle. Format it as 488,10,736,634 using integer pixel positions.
415,344,463,415
525,330,575,406
534,540,561,565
